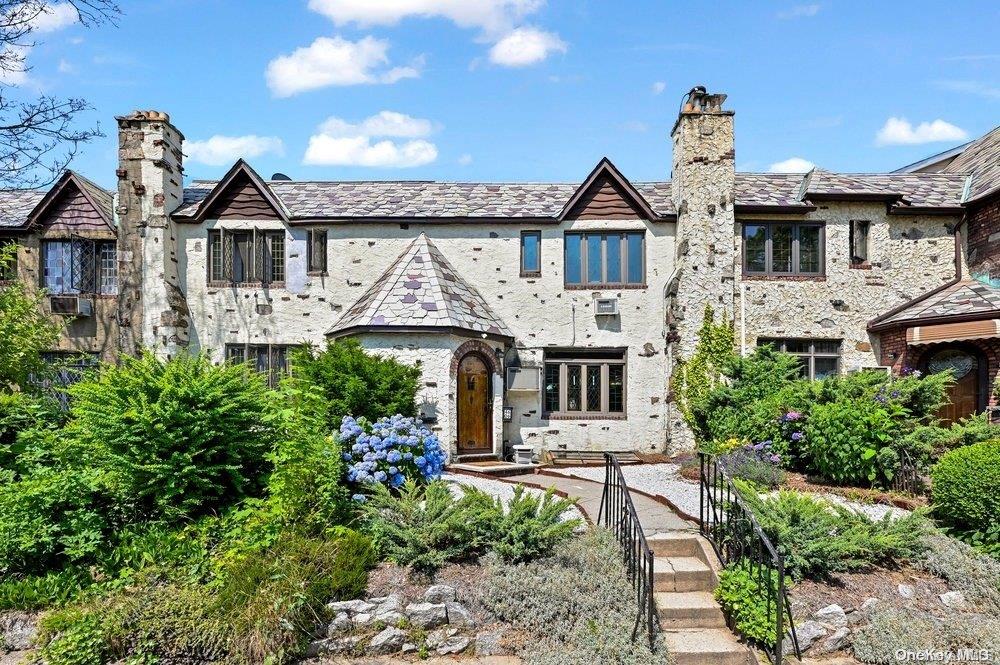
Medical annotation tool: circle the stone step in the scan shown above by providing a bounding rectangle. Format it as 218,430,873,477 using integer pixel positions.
654,556,714,592
654,591,726,628
660,628,749,665
647,532,703,558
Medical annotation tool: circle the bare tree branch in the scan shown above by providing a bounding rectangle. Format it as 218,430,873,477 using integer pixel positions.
0,0,120,188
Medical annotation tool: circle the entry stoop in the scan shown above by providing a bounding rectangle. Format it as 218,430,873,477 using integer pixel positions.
648,532,753,665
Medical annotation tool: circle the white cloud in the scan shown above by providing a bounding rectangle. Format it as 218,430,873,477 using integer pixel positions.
621,120,648,133
185,135,285,166
304,111,439,168
31,3,79,33
875,117,968,146
265,36,421,97
307,0,543,35
0,46,29,85
457,153,473,165
488,26,565,67
769,157,815,173
933,79,1000,101
57,57,75,74
777,3,821,19
651,81,666,95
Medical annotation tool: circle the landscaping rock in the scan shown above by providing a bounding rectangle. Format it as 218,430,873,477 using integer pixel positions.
793,620,828,652
445,601,475,627
475,630,503,656
940,591,966,609
436,636,471,655
817,627,851,653
374,610,406,626
860,597,879,613
402,642,417,654
426,627,458,648
0,651,31,665
326,611,353,636
814,604,848,628
327,599,374,615
306,635,363,657
351,612,374,629
368,626,407,655
0,613,37,651
405,602,448,629
371,593,404,615
424,584,457,604
897,584,915,599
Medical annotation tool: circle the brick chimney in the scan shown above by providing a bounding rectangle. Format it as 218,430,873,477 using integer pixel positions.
667,87,737,447
115,110,190,358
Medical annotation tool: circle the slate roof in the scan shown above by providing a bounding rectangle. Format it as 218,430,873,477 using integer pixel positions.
944,125,1000,203
327,233,513,340
0,190,45,228
877,280,1000,326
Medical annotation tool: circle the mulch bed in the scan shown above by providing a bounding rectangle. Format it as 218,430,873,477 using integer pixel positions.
791,565,955,619
781,472,927,511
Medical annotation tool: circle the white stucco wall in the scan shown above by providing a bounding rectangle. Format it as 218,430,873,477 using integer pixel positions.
174,218,675,455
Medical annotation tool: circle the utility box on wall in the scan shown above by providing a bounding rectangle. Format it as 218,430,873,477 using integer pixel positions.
506,366,541,392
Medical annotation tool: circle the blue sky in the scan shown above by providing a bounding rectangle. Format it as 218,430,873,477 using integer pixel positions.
14,0,1000,188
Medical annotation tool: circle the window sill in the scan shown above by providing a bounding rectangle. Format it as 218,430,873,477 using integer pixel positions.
742,274,827,282
520,271,542,278
849,262,872,270
306,271,328,277
545,413,627,421
564,283,647,290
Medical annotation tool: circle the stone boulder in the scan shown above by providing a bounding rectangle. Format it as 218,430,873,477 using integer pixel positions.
785,620,827,654
368,626,407,655
0,613,36,652
325,611,353,636
436,636,471,655
327,599,374,615
424,584,457,604
940,591,966,609
405,602,448,629
814,604,848,629
445,601,475,627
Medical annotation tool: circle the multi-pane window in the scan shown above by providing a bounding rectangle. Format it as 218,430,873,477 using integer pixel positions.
307,229,327,274
0,237,16,281
543,349,626,417
564,231,644,287
41,239,117,295
758,338,841,380
207,229,286,285
743,223,824,276
225,344,291,387
850,220,870,266
520,230,541,276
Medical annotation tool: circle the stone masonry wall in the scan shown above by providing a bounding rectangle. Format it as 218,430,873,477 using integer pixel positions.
967,193,1000,285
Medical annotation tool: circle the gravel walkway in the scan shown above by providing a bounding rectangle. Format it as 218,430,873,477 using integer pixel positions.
443,472,587,523
547,463,702,520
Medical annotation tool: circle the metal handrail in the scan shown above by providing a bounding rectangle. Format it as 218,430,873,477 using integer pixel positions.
699,452,801,664
598,453,657,650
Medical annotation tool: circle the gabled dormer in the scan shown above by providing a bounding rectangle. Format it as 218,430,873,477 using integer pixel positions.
178,159,288,222
560,157,663,221
26,170,114,234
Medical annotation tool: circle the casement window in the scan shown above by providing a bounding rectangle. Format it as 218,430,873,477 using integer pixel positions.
307,229,328,274
520,230,541,276
564,231,645,287
850,220,870,266
225,343,291,387
0,237,17,281
758,338,841,380
41,239,117,295
207,229,285,285
742,222,824,276
543,349,626,417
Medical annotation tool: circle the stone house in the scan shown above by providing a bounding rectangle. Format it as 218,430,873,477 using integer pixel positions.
1,86,997,457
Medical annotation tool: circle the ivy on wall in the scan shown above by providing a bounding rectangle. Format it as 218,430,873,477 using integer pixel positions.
672,304,736,428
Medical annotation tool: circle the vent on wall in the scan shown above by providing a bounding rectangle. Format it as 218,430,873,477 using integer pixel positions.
49,295,93,317
594,297,619,316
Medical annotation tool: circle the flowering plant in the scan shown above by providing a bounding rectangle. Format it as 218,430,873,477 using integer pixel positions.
719,440,785,488
340,414,447,496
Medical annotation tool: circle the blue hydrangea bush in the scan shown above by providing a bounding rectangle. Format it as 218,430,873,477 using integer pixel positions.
340,415,447,496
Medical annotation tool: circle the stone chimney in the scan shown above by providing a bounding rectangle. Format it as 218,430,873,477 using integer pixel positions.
115,110,190,358
667,87,737,447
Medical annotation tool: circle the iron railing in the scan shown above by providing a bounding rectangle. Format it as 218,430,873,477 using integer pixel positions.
699,452,800,664
598,452,657,651
889,450,925,496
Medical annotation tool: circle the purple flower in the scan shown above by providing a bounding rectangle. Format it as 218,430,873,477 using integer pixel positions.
770,454,781,463
784,411,802,422
791,432,803,441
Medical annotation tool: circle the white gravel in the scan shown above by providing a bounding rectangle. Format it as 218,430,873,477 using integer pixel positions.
547,463,702,520
813,492,911,521
443,472,586,523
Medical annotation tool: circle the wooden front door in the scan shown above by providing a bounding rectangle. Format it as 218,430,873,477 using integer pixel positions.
926,347,981,426
457,354,492,454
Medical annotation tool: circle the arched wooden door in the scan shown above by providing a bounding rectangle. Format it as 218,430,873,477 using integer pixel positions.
457,353,492,454
925,346,986,426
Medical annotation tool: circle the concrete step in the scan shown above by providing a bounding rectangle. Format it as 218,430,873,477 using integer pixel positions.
647,532,703,558
660,628,749,665
654,556,714,592
655,591,726,628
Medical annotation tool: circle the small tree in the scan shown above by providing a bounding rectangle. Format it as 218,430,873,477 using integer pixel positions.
291,340,421,430
0,243,61,390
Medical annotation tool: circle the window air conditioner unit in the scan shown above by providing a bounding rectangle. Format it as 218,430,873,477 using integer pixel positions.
849,365,891,375
49,295,93,317
506,366,541,392
594,297,619,316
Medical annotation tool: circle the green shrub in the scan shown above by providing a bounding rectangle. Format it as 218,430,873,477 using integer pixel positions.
916,530,1000,612
737,482,928,580
932,439,1000,548
0,567,92,611
801,397,899,485
673,305,736,428
36,608,108,665
290,340,422,430
714,559,788,646
465,485,580,563
68,351,278,522
0,391,62,470
852,606,1000,663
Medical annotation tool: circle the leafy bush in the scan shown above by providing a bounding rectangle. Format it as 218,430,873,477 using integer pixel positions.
483,529,668,664
932,439,1000,550
0,567,92,610
718,440,785,488
341,414,447,489
290,340,422,430
714,559,787,646
68,351,278,522
36,608,109,665
673,305,735,428
736,483,928,580
0,391,62,470
465,485,580,563
801,397,899,485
